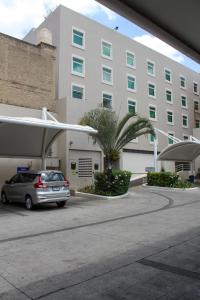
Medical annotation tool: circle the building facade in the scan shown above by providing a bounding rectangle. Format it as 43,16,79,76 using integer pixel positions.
0,32,58,187
25,5,200,188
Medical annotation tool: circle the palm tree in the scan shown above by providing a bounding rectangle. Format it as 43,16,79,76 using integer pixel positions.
80,108,155,173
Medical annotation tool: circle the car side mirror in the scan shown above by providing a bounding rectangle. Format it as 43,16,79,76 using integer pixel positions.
5,180,10,184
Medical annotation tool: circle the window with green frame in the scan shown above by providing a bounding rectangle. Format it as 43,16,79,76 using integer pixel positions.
126,52,135,67
148,83,155,97
102,41,111,57
149,133,155,143
73,29,84,47
72,85,84,100
103,93,112,108
181,95,187,107
147,61,154,75
127,76,135,90
168,133,174,144
182,115,188,127
128,100,136,113
194,101,199,111
102,67,112,82
72,57,84,74
167,111,173,124
149,106,156,119
165,69,171,82
180,76,186,88
166,90,172,102
195,119,200,128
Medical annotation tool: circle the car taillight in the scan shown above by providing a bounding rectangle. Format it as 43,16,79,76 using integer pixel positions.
64,176,69,187
34,176,48,189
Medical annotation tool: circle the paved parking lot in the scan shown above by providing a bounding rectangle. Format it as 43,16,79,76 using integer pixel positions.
1,187,200,299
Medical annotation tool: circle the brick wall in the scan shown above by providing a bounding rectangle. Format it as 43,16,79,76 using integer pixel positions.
0,33,56,111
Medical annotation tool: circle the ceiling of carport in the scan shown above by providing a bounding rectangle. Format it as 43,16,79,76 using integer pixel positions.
0,116,97,158
97,0,200,63
158,141,200,161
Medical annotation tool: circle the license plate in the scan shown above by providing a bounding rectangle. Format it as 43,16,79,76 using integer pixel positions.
52,187,60,191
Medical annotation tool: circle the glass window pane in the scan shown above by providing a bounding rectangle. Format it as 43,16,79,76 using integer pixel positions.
127,52,135,66
128,76,135,90
102,42,111,57
147,62,154,75
148,84,155,96
168,133,174,144
103,67,111,82
103,94,112,108
128,100,136,113
73,30,83,46
72,85,83,99
73,57,83,74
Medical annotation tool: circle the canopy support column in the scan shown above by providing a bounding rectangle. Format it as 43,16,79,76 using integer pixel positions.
41,128,48,170
154,135,158,172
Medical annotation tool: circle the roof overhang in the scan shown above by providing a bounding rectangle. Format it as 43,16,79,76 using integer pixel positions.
97,0,200,63
158,141,200,162
0,115,97,158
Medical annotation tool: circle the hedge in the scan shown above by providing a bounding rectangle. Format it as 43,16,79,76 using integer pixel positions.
94,169,131,196
147,172,192,188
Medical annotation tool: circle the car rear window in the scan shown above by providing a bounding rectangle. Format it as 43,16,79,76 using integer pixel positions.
21,173,38,183
41,172,65,182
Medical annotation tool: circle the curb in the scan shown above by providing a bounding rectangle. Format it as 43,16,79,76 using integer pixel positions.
142,184,199,191
75,191,129,200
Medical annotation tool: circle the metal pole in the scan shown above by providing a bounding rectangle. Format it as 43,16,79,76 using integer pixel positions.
41,128,48,170
154,135,158,172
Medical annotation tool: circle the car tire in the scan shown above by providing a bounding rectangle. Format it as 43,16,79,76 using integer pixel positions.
1,192,8,204
25,195,34,210
56,201,66,208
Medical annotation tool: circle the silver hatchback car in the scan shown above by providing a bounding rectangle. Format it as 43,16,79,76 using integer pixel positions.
1,170,70,210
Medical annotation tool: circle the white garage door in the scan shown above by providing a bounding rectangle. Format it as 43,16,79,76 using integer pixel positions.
122,152,156,174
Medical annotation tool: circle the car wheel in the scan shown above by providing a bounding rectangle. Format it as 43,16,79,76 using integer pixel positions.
25,195,34,210
1,192,8,204
56,201,66,208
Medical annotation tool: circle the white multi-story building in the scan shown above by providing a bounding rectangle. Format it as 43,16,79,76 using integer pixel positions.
25,5,200,188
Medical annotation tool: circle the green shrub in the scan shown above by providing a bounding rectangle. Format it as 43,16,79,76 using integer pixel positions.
147,172,179,187
147,172,193,188
94,170,131,196
173,180,192,188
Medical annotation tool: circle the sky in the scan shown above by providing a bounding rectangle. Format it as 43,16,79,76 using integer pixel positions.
0,0,199,73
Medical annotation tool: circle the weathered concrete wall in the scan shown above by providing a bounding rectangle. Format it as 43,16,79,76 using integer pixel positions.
0,33,56,111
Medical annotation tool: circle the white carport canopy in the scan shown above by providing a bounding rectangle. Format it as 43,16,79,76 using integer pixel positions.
158,141,200,162
0,112,97,165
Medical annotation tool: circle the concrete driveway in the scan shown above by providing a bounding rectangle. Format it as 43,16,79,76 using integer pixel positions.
0,187,200,299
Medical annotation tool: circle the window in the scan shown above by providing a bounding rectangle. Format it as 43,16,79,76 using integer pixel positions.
195,119,200,128
72,28,84,48
167,111,174,124
127,75,136,91
149,105,156,120
128,100,136,113
165,69,172,82
181,95,187,108
168,133,174,145
126,51,135,68
182,115,188,127
72,56,84,76
102,66,112,84
72,84,84,100
102,40,112,58
148,83,156,98
147,61,155,76
165,89,172,103
180,76,186,89
149,133,155,144
194,100,199,111
102,93,112,109
193,82,198,94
